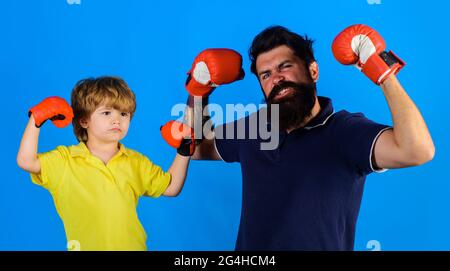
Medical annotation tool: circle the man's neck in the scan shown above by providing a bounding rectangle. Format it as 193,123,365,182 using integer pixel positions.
286,96,321,133
86,140,120,164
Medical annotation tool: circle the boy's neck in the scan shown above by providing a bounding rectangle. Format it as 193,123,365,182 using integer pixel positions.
85,140,120,165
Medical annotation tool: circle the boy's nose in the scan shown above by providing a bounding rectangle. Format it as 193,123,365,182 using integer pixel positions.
112,117,120,125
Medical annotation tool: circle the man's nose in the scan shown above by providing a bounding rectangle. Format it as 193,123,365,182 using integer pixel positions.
272,72,285,86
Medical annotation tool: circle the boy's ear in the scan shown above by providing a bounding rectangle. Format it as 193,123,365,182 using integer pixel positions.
79,118,89,129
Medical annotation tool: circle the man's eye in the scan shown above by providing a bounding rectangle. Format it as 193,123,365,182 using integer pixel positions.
261,73,269,80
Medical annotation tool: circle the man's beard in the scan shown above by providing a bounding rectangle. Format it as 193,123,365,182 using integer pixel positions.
266,81,317,131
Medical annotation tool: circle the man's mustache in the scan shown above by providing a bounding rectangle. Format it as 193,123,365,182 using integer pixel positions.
267,81,315,102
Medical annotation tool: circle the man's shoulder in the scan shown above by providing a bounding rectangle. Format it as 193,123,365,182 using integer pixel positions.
322,110,375,134
330,110,369,125
329,109,388,135
333,109,366,119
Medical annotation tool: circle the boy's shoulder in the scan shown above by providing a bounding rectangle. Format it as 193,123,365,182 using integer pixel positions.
65,143,88,158
40,144,71,156
124,145,168,167
122,146,145,158
38,144,84,160
49,143,157,164
121,145,153,162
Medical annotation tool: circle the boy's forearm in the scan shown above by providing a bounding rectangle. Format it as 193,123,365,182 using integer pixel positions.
164,154,190,196
17,116,41,173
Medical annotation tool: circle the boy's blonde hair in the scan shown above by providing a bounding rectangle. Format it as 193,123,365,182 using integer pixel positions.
71,76,137,142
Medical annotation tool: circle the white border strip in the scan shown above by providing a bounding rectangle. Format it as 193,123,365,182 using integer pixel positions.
378,68,392,84
305,111,335,130
370,127,392,173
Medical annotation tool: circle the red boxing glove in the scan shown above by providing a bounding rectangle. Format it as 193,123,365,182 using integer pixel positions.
332,24,405,85
185,48,245,97
160,120,195,156
28,96,74,128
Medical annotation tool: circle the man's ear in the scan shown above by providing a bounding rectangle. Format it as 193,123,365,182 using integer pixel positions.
309,61,319,82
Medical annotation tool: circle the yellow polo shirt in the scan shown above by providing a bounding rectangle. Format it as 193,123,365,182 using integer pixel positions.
30,142,171,251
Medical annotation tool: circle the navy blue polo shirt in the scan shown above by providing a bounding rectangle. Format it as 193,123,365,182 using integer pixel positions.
214,96,391,251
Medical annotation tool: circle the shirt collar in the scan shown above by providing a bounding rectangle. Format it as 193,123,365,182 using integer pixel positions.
304,96,335,130
70,141,129,158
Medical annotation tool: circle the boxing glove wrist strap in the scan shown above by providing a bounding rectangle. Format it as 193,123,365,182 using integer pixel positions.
363,50,405,84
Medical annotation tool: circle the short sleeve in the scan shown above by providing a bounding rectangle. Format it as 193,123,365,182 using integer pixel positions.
139,155,171,198
335,112,391,176
30,146,68,193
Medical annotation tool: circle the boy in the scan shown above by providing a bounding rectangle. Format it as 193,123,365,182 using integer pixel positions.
17,76,193,251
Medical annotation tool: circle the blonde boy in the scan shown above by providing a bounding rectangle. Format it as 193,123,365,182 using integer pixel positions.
17,76,191,251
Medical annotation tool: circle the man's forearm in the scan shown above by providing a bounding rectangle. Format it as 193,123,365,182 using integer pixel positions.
184,96,220,160
380,74,435,160
184,96,209,137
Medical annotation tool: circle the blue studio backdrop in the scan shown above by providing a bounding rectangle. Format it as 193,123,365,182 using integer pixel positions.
1,0,449,250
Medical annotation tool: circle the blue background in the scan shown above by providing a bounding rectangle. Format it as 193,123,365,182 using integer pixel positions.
1,0,448,251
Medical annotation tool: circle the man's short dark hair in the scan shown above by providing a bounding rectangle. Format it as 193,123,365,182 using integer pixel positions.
249,26,315,76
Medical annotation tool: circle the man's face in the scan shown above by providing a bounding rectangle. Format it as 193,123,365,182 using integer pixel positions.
255,45,319,130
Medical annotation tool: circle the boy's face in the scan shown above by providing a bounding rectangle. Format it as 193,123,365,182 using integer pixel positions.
81,105,131,144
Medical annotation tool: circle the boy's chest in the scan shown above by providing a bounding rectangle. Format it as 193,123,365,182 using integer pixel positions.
60,160,140,207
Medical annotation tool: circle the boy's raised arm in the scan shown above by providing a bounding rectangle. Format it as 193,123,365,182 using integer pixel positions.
17,97,74,174
163,154,190,197
17,116,41,174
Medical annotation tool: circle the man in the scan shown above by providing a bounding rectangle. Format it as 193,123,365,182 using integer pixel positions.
163,25,435,250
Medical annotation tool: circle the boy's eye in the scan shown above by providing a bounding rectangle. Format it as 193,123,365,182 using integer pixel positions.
102,111,111,115
121,112,130,117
